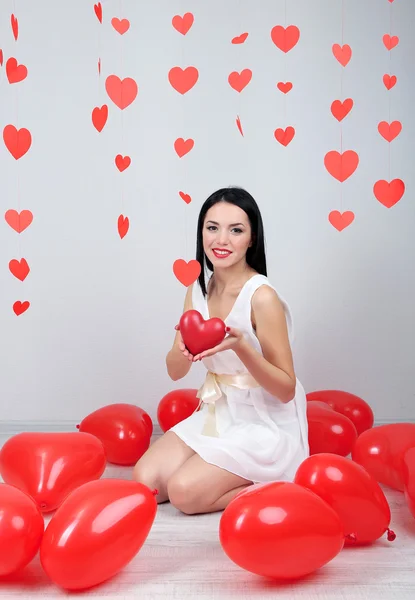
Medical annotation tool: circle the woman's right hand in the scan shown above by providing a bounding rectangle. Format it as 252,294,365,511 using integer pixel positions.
175,324,195,362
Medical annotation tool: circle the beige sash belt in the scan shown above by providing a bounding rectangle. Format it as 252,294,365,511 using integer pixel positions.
196,371,260,437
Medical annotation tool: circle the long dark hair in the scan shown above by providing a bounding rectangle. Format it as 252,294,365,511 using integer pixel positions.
196,187,267,296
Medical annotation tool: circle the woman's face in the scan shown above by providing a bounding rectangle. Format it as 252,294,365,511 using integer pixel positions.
202,202,252,269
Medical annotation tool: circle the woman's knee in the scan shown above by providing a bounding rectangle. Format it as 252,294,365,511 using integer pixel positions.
167,473,202,515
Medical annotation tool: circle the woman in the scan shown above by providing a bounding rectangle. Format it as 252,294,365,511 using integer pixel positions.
133,187,309,514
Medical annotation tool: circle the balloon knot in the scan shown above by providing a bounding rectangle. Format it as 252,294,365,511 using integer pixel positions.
346,533,357,542
387,528,396,542
152,488,159,496
76,424,80,429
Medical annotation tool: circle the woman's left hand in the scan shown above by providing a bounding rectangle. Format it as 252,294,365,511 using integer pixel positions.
192,327,245,361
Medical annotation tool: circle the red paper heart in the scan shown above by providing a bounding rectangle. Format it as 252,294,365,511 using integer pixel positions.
232,32,249,44
6,57,28,84
174,137,194,157
173,259,201,286
374,179,405,208
172,12,194,35
105,75,138,109
118,215,129,239
383,34,399,50
168,66,199,94
378,120,402,142
111,17,130,35
307,401,358,456
271,25,300,53
94,3,102,23
331,98,353,121
328,210,355,231
0,432,106,513
179,191,191,204
5,209,33,233
277,81,293,94
332,43,352,66
91,105,108,132
13,300,30,316
11,14,18,41
115,154,131,172
3,125,32,159
9,258,30,281
236,115,244,136
324,150,359,182
179,310,226,355
228,69,252,92
383,74,397,90
274,126,295,146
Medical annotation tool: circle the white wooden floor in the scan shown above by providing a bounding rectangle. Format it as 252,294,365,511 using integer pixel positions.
1,432,415,599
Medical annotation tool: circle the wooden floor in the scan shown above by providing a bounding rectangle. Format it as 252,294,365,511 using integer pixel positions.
1,433,415,599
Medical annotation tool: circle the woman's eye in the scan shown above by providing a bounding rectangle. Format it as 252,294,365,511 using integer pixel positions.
232,228,243,234
207,226,217,231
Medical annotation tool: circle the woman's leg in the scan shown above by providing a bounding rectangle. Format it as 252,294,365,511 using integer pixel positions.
133,431,196,503
167,454,253,514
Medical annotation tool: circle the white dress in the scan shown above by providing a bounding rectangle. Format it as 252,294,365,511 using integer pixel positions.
170,273,309,483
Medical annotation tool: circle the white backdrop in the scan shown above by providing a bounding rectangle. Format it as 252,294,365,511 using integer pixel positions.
1,0,414,427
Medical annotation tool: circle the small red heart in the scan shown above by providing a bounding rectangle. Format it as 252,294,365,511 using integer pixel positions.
11,14,18,41
383,74,397,90
173,259,201,286
168,66,199,94
378,120,402,142
174,137,194,158
332,43,352,66
9,258,30,281
179,310,226,355
94,2,102,23
328,210,355,231
274,126,295,146
277,81,293,94
271,25,300,53
3,124,32,160
118,215,129,239
236,115,244,137
111,17,130,35
105,75,138,110
179,191,191,204
91,105,108,132
331,98,353,121
172,12,194,35
228,69,252,92
324,150,359,182
232,32,248,44
5,209,33,233
383,34,399,50
13,300,30,315
98,58,101,74
6,57,28,84
373,179,405,208
115,154,131,172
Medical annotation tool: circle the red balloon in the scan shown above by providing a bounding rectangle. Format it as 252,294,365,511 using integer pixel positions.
307,401,358,456
0,432,106,512
294,453,394,545
77,403,152,465
0,483,44,576
179,309,226,355
157,388,200,432
307,390,374,435
403,448,415,519
40,479,157,591
352,423,415,491
219,481,344,580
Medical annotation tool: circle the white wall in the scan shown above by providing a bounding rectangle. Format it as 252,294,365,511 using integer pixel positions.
1,0,414,426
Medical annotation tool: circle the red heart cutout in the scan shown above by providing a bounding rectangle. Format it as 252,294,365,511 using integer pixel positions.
236,115,244,136
111,17,130,35
383,34,399,50
0,432,106,512
6,57,28,84
174,137,194,157
228,69,252,92
115,154,131,172
179,191,191,204
173,259,200,286
277,81,293,94
11,14,18,41
328,210,355,231
307,390,374,435
383,74,397,90
232,32,248,44
94,2,102,23
274,126,295,146
3,124,32,159
331,98,353,121
105,75,138,109
324,150,359,182
5,209,33,232
179,310,226,355
373,178,405,208
307,401,358,456
172,12,194,35
271,25,300,53
118,214,129,239
92,105,108,132
403,448,415,519
332,43,352,66
168,66,199,94
13,300,30,315
9,258,30,281
378,120,402,142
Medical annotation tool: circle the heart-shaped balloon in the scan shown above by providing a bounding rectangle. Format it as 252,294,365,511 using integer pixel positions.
307,401,358,456
0,432,106,512
352,423,415,491
294,453,394,545
219,481,344,580
179,309,226,355
40,479,157,590
0,483,44,576
77,403,152,465
307,389,374,435
157,389,200,432
403,447,415,519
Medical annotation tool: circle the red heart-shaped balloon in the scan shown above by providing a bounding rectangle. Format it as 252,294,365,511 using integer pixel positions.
307,401,358,456
403,447,415,519
0,432,106,512
179,309,226,355
307,389,374,435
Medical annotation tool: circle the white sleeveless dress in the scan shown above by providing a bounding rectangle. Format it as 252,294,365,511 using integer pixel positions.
170,274,309,483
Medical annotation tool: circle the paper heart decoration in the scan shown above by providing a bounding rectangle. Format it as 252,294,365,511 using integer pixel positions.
383,74,397,90
378,120,402,142
173,259,200,286
9,258,30,281
11,14,18,41
307,390,374,436
271,25,300,53
115,154,131,172
168,66,199,94
324,150,359,182
0,432,106,512
13,300,30,316
5,209,33,233
6,57,28,84
236,115,244,136
174,137,194,157
331,98,353,121
111,17,130,34
105,75,138,109
179,191,191,204
179,310,226,355
277,81,293,94
373,179,405,208
307,401,358,456
92,105,108,132
118,214,129,239
172,12,194,35
274,126,295,146
228,69,252,92
328,210,355,231
94,3,102,23
383,34,399,50
332,43,352,66
232,32,248,44
3,125,32,159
